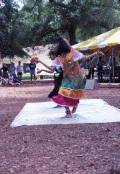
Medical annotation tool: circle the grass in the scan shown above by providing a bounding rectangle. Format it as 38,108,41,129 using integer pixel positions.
22,74,54,80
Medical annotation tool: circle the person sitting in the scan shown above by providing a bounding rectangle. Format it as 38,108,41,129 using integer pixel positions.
8,73,14,86
8,73,21,86
2,74,9,85
13,74,21,85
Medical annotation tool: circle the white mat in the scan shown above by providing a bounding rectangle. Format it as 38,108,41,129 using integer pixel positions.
11,99,120,127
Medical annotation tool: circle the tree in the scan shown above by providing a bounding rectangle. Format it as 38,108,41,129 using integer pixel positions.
0,0,29,58
36,0,120,44
1,0,120,59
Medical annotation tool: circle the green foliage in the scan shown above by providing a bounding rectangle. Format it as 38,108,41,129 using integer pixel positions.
22,75,31,80
22,75,37,80
1,0,120,59
0,0,29,58
22,74,53,80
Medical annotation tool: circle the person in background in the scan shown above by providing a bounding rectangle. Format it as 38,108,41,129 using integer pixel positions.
110,57,117,82
0,68,2,77
17,61,23,82
29,59,36,83
0,68,3,85
9,62,16,76
87,57,96,79
97,56,106,82
8,73,21,86
13,74,21,85
2,74,9,85
8,73,14,86
1,63,9,78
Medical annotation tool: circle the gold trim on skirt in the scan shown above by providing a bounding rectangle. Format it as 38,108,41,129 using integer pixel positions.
59,87,84,99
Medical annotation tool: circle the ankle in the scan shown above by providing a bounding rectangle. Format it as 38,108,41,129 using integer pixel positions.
66,110,71,115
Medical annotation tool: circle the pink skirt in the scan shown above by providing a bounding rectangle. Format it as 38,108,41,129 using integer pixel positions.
52,93,79,107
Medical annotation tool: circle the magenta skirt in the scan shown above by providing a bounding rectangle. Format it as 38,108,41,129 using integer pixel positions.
52,93,79,107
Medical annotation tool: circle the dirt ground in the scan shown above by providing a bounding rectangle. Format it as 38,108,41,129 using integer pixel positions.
0,82,120,174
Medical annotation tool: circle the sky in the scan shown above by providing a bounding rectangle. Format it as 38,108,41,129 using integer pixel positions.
14,0,24,10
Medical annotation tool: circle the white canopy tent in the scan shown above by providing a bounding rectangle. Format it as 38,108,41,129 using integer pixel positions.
73,27,120,82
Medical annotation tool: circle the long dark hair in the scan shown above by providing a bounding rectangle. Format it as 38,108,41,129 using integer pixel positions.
55,37,71,56
49,50,57,57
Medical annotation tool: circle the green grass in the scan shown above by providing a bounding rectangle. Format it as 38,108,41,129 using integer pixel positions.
22,74,54,80
22,75,35,80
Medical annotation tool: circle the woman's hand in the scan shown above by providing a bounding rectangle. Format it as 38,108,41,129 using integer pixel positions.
35,59,40,63
37,69,42,74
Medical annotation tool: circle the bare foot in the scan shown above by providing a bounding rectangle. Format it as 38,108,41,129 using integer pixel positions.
72,107,77,114
61,113,72,119
53,105,62,108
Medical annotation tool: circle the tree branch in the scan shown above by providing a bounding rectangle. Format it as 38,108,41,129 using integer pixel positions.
35,27,67,45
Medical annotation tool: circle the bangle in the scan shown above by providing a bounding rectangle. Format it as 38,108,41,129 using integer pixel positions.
66,110,71,115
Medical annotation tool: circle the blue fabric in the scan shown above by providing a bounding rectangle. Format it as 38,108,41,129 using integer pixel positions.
61,75,85,90
30,70,35,75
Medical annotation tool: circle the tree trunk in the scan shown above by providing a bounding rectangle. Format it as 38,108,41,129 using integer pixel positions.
68,23,77,45
37,0,43,21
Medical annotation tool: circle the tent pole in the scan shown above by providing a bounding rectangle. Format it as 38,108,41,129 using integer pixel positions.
109,56,111,83
112,47,115,83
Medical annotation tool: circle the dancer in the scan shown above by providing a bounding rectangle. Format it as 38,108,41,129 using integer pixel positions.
52,37,100,118
35,50,64,101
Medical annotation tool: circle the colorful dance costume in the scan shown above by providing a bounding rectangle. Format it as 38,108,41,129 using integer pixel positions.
52,49,85,107
48,57,64,98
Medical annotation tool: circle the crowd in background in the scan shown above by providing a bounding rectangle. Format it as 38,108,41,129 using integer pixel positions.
0,55,119,85
0,61,23,86
83,56,119,83
0,59,38,86
83,56,106,82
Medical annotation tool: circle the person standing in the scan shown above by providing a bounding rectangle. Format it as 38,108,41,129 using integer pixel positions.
0,68,2,77
97,57,106,82
9,62,16,76
29,59,36,82
87,57,96,79
17,61,23,81
52,37,99,118
1,63,9,78
110,57,117,82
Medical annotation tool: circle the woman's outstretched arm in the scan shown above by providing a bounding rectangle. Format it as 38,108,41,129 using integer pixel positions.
80,52,98,61
37,69,54,74
36,60,55,72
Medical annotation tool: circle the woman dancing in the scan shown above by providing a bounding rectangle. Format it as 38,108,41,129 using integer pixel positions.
35,50,64,100
52,37,99,118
